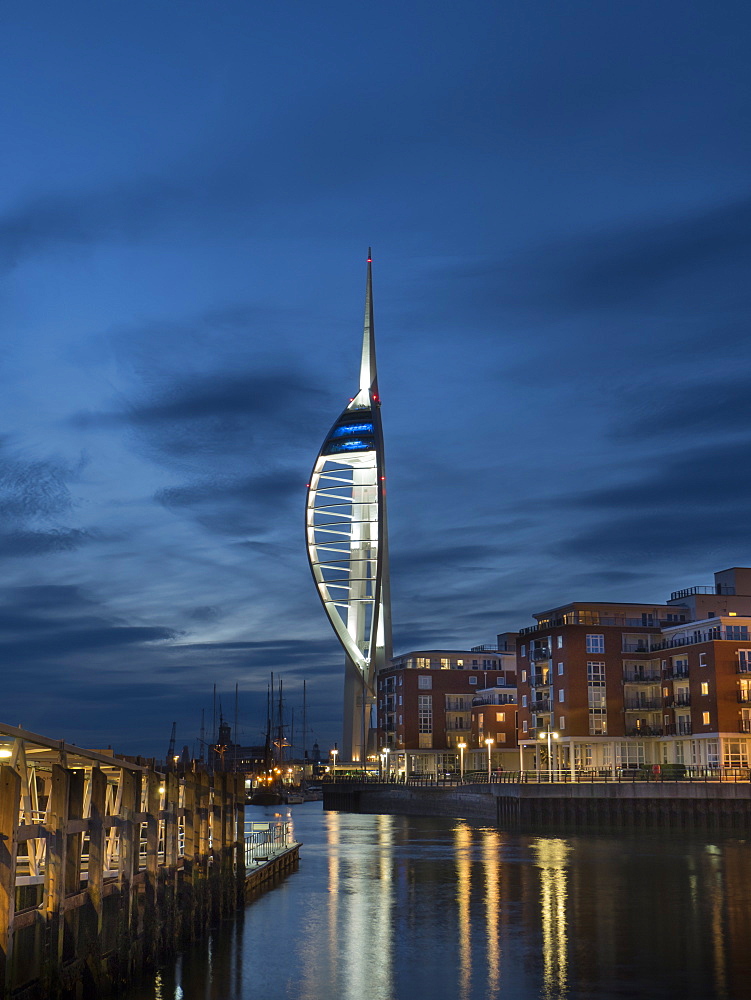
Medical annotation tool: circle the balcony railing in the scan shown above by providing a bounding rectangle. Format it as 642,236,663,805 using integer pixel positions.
670,585,734,600
626,726,664,737
530,698,551,713
470,644,499,652
664,722,693,736
672,693,691,707
653,627,749,650
623,672,661,683
530,673,551,688
738,691,751,704
531,648,551,661
668,666,689,679
622,643,652,653
519,615,664,635
624,699,663,711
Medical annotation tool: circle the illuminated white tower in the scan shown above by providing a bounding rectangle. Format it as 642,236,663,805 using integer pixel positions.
306,251,393,762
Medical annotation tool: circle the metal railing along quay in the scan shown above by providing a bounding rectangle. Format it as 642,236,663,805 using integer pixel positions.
244,821,295,866
323,766,751,787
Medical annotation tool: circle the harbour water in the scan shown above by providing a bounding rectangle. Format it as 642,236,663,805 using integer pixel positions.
128,803,751,1000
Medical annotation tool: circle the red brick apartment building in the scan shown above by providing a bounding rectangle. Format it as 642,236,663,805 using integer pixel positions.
376,647,516,765
517,567,751,773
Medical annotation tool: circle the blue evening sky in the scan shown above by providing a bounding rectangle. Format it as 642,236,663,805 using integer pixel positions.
0,1,748,755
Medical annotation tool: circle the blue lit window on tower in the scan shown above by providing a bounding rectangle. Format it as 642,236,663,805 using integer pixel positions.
331,422,374,438
324,439,374,455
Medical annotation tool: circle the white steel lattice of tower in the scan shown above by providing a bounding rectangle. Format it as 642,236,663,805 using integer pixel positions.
305,252,393,762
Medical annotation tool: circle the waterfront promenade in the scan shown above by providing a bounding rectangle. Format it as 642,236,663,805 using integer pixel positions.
322,771,751,831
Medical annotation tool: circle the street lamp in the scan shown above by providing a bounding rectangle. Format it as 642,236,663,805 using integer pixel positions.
485,737,494,780
538,729,559,781
331,746,339,783
457,742,467,781
382,746,390,782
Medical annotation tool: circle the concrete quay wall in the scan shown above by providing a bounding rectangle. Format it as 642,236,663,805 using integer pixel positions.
323,781,751,833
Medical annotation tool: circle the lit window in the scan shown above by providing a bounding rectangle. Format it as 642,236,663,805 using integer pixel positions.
586,634,605,654
558,689,565,702
521,669,527,682
496,712,505,722
701,682,709,696
497,733,506,742
702,711,710,726
456,659,464,669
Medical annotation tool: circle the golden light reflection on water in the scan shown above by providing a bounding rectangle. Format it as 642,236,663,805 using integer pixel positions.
533,837,569,1000
454,822,473,1000
482,829,501,997
704,845,728,999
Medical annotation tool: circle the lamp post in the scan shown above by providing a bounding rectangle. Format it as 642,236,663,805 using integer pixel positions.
331,746,339,783
458,742,466,781
538,729,559,781
382,746,390,782
485,737,494,781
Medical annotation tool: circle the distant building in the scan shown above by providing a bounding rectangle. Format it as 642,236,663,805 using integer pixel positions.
470,687,518,752
376,647,516,764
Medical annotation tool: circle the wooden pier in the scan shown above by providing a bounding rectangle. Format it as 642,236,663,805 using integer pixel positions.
0,722,297,1000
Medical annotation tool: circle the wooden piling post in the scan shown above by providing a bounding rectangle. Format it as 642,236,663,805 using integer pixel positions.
0,767,21,997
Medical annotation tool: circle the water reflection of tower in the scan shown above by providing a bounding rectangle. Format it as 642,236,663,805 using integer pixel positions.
306,253,393,762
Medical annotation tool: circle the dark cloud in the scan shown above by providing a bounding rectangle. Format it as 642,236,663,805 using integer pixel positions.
0,442,79,520
613,376,751,441
546,194,751,309
568,438,751,513
72,369,329,468
0,528,90,557
0,442,89,558
186,605,222,623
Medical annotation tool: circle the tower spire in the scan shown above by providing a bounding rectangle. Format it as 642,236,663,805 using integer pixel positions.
359,247,378,399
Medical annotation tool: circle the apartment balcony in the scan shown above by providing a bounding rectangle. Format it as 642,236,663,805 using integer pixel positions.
665,722,693,736
624,698,663,711
530,698,551,713
739,720,751,734
445,699,472,712
738,690,751,704
672,693,691,707
530,673,551,688
668,666,689,679
622,643,653,654
626,726,664,737
382,722,396,733
531,648,551,661
623,672,661,683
